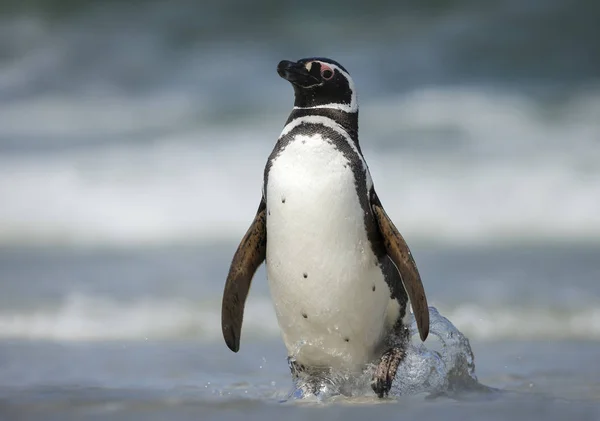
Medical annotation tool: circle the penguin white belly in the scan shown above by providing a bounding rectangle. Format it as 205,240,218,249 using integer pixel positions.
265,134,396,372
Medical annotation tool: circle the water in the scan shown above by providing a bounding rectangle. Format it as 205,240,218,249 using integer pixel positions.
1,0,600,419
1,244,600,420
0,1,599,248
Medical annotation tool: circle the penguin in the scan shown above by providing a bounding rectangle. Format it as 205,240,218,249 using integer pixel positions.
221,57,429,398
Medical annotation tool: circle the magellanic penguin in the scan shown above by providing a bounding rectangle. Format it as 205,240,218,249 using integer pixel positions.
222,57,429,398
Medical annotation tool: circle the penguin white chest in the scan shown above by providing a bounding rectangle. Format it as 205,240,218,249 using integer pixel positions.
265,133,394,372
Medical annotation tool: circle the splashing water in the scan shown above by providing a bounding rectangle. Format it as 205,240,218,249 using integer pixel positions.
394,307,482,397
286,307,487,402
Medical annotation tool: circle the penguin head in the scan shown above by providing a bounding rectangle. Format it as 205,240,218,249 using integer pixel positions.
277,57,357,113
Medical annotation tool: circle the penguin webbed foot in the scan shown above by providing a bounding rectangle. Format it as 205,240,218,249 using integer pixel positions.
288,357,307,379
371,347,404,398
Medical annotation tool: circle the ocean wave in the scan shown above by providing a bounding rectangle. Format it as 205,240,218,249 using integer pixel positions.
0,294,279,342
0,87,599,247
1,293,600,342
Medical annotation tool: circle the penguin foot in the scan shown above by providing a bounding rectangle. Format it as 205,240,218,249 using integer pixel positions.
288,357,307,378
371,347,404,398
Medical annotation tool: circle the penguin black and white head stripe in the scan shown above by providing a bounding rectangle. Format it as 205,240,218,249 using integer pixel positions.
222,57,429,399
277,58,357,112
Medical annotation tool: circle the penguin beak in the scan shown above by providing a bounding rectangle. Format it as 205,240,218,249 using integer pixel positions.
277,60,319,87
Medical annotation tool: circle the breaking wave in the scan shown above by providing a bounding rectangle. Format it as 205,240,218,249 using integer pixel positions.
1,293,600,342
1,88,599,248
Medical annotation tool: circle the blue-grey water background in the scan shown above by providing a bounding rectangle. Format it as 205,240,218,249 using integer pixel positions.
1,0,600,419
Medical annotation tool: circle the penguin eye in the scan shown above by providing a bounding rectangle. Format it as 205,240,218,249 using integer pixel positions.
321,68,334,80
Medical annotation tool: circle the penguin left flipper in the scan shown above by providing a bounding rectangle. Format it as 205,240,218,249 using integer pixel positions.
371,192,430,342
221,198,267,352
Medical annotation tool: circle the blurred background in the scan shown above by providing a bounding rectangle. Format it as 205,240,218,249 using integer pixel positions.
0,0,600,412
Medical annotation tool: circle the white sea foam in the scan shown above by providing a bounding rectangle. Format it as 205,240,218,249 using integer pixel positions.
0,293,279,342
0,87,599,247
1,293,600,342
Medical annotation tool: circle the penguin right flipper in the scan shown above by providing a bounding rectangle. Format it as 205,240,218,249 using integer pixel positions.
371,192,430,342
221,198,267,352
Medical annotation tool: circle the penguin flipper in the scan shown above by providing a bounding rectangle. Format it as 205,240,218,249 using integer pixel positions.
371,193,430,342
221,198,267,352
